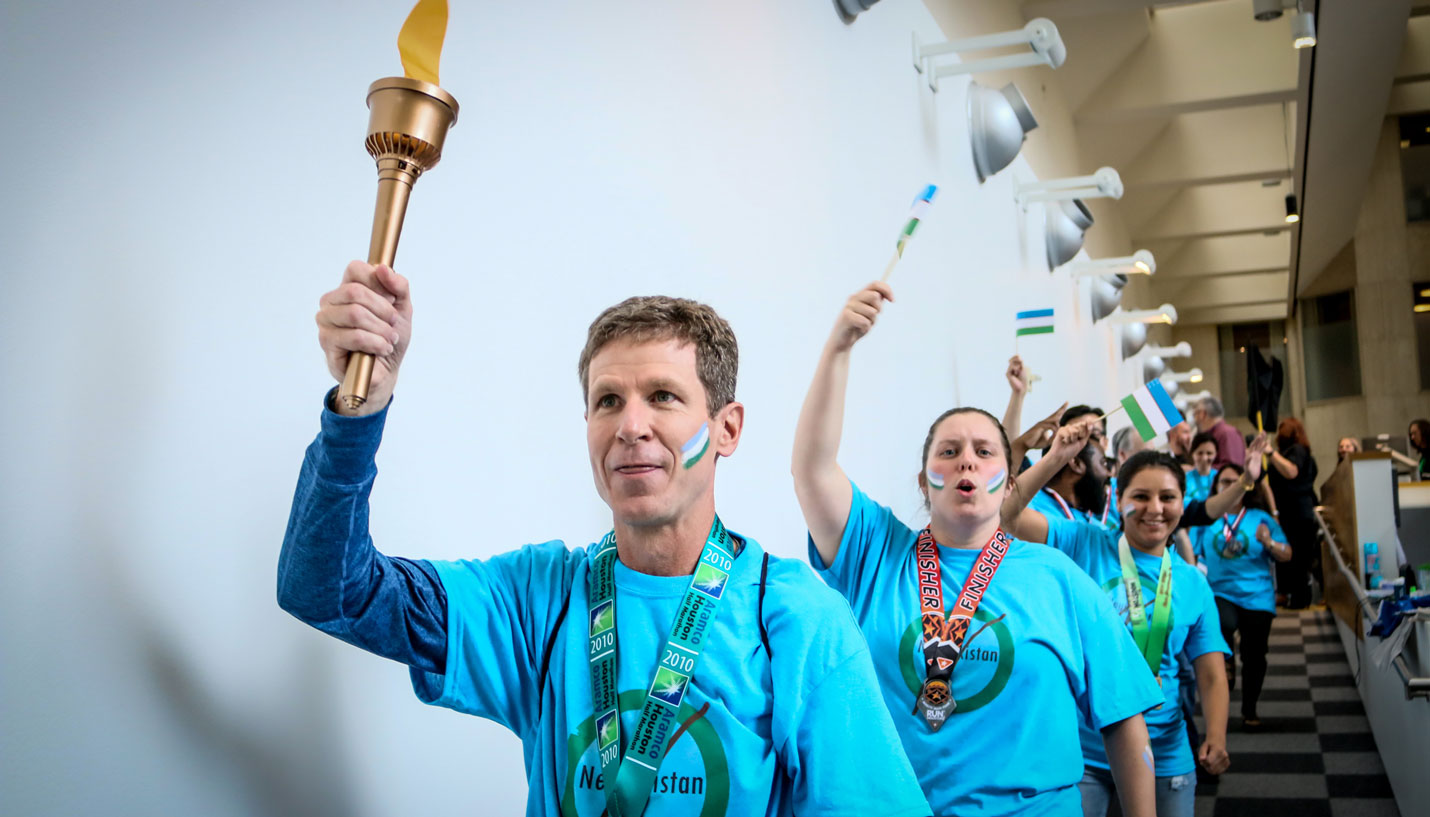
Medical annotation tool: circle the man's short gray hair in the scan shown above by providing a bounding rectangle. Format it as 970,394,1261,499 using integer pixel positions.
1112,426,1137,458
1198,396,1225,419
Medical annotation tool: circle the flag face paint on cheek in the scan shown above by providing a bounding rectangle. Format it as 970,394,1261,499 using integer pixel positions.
927,469,945,490
986,469,1006,493
681,424,711,469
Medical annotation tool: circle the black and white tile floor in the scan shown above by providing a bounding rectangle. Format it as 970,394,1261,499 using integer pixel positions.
1193,609,1400,817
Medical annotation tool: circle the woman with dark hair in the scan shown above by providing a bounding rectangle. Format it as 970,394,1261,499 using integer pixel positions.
1185,433,1218,506
1002,437,1270,817
1379,419,1429,479
1193,463,1291,729
1267,418,1319,608
793,282,1161,817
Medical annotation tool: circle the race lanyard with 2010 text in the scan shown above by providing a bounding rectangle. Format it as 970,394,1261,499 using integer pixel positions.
1117,535,1173,676
587,516,734,817
913,526,1012,731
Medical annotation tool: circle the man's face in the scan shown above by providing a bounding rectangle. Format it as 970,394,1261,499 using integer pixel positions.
1192,406,1212,432
585,338,739,529
1167,422,1192,453
1072,443,1110,513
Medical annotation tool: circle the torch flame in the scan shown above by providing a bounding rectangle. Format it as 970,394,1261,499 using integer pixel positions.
398,0,448,86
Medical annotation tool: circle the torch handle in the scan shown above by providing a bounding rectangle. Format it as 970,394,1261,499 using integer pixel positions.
337,162,417,411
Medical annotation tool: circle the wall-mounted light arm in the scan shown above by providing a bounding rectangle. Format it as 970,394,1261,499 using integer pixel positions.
1066,249,1155,277
1016,167,1122,205
1164,368,1205,384
1105,303,1178,325
1144,342,1192,358
1173,389,1212,410
913,18,1066,91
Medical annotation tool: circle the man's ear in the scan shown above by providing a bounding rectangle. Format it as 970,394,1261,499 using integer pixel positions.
713,402,744,458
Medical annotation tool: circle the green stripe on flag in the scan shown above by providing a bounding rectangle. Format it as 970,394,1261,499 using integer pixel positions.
1015,326,1055,337
1123,394,1156,441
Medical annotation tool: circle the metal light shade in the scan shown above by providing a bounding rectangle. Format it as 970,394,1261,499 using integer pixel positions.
1045,198,1093,269
1161,377,1181,399
1090,275,1123,321
837,0,880,19
969,82,1037,182
1121,322,1148,358
1143,356,1166,382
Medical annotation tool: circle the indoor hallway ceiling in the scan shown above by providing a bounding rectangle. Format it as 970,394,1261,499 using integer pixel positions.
928,0,1420,325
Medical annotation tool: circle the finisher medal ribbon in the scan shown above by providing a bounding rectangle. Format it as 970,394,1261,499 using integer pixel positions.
587,517,734,816
913,527,1013,731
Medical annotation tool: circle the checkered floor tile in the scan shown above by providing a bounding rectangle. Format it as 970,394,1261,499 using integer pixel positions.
1190,609,1400,817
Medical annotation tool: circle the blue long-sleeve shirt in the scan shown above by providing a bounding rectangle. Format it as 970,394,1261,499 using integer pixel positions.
277,394,448,673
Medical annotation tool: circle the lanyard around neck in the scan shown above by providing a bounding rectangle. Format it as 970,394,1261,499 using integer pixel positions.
1117,535,1174,676
913,526,1012,730
1044,487,1077,521
1222,507,1248,548
587,516,733,816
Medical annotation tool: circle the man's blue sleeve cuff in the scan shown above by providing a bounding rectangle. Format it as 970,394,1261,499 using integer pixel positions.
313,387,391,480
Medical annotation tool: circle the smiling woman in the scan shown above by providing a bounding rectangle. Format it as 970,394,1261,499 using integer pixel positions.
1003,447,1235,817
790,281,1163,817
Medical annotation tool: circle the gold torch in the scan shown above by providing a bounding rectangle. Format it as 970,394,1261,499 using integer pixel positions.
338,0,459,411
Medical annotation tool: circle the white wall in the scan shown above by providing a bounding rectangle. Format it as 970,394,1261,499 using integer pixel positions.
0,1,1139,814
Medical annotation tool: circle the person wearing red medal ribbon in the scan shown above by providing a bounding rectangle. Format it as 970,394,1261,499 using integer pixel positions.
793,281,1162,817
1003,429,1272,817
1191,463,1291,729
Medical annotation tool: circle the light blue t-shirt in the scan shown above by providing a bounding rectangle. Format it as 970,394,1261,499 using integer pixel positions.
1044,520,1230,777
811,482,1162,816
1192,508,1284,614
1184,470,1215,507
413,534,931,817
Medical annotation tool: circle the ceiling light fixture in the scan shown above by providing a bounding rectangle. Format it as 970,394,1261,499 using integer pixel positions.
1143,356,1166,382
1285,193,1300,224
1292,9,1317,48
1045,199,1095,270
1173,389,1212,411
1164,368,1205,384
1121,323,1148,358
968,82,1038,182
1144,342,1193,358
1017,167,1123,206
913,18,1066,92
1253,0,1285,21
1065,250,1155,277
1106,304,1179,326
1090,275,1124,322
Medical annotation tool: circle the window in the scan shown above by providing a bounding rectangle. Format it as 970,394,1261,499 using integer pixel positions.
1301,290,1362,402
1400,114,1430,222
1216,321,1292,424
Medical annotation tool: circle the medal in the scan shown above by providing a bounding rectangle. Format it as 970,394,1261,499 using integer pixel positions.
911,527,1011,730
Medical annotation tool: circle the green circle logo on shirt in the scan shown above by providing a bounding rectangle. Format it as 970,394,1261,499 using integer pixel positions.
561,689,729,817
897,607,1014,714
1216,529,1253,560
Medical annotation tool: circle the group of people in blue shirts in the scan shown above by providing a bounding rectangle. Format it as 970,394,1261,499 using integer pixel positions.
280,268,1291,817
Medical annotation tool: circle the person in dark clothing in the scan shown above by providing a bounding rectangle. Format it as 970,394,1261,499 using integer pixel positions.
1267,418,1319,608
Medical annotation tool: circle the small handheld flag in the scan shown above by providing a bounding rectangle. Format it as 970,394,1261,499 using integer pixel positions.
881,184,938,282
1015,309,1055,337
1119,379,1185,442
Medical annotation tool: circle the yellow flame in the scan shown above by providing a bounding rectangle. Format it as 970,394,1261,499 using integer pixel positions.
398,0,448,86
